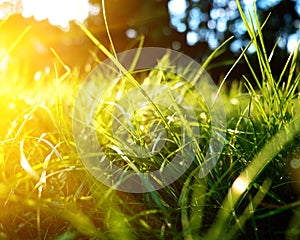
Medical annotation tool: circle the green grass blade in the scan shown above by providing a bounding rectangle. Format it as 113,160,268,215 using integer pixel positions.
102,0,117,58
286,40,300,92
226,178,272,239
205,114,300,239
278,46,297,90
268,36,280,63
242,48,261,89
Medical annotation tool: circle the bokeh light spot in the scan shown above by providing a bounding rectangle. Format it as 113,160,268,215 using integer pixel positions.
287,33,299,53
186,31,198,45
126,28,137,39
168,0,188,16
172,40,181,50
291,158,300,169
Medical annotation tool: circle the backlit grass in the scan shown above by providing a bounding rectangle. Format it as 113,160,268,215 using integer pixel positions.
0,1,300,239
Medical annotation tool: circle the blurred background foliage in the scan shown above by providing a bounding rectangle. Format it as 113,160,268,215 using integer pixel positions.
0,0,299,81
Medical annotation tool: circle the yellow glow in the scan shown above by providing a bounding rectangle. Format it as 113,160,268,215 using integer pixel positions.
0,49,9,70
8,102,15,109
22,0,90,28
232,176,249,194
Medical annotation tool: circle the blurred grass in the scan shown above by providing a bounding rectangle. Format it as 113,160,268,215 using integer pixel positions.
0,0,300,239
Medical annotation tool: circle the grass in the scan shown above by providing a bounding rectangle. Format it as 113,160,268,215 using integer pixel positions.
0,0,300,239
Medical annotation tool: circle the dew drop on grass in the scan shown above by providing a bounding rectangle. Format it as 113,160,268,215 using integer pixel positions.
232,176,249,194
34,71,42,81
199,112,207,121
230,98,239,105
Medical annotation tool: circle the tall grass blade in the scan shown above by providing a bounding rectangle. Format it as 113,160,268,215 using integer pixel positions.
20,138,39,180
102,0,117,58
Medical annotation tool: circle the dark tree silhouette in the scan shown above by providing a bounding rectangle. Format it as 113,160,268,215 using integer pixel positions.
87,0,299,82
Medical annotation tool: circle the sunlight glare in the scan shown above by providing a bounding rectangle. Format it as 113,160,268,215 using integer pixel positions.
232,176,249,194
34,71,42,81
22,0,90,29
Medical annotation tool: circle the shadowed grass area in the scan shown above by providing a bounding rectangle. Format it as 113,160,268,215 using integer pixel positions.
0,0,300,239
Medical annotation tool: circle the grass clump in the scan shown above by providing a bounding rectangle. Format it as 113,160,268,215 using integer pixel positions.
0,0,300,239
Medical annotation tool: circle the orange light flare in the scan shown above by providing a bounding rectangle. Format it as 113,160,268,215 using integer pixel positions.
0,0,100,91
0,0,100,74
0,0,103,138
